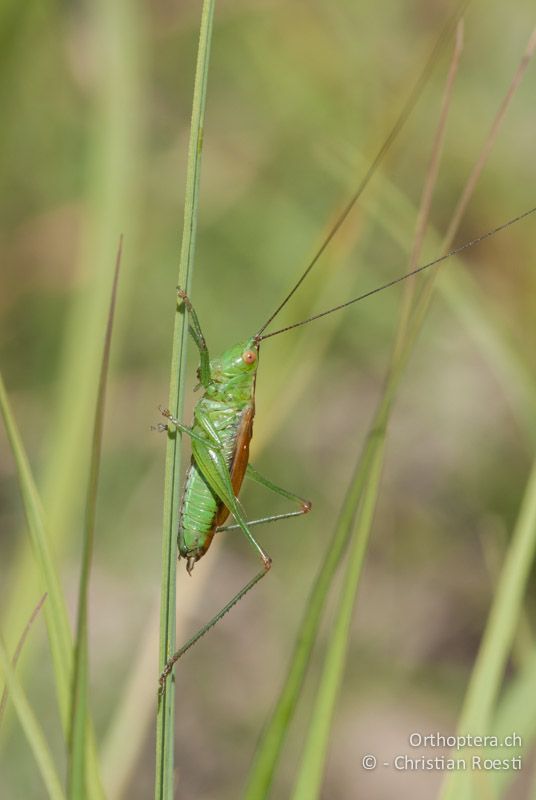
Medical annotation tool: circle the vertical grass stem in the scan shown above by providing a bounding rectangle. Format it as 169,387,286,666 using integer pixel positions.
154,3,216,798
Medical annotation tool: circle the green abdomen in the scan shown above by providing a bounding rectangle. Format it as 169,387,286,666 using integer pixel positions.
178,463,218,557
178,401,245,562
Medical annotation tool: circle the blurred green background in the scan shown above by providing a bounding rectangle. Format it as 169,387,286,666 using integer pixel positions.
1,1,535,798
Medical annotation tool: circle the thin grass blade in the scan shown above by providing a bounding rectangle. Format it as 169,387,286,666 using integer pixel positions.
154,2,216,798
488,646,536,796
0,634,66,800
439,455,536,800
243,421,385,799
0,376,106,800
393,21,464,353
68,239,123,798
325,25,536,444
0,375,73,724
407,26,536,349
0,594,47,727
290,441,385,800
1,0,144,683
288,28,464,796
244,25,464,796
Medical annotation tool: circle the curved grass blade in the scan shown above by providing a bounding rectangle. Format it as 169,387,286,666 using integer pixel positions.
68,239,123,799
441,26,536,251
0,374,73,720
352,191,536,444
243,15,465,795
289,29,464,798
0,376,105,800
406,24,536,340
243,420,384,799
0,634,66,800
100,210,364,800
0,593,47,727
324,25,536,446
438,455,536,800
256,0,472,335
1,0,144,684
290,442,385,800
100,201,369,798
246,19,535,796
489,646,536,797
99,13,535,800
244,26,464,796
154,2,216,798
394,21,464,350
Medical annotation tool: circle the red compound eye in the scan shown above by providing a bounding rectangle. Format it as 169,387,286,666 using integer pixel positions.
242,350,257,364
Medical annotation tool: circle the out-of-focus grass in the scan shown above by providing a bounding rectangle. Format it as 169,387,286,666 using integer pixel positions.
440,456,536,800
0,593,47,726
0,635,65,800
283,33,466,798
1,2,536,799
0,374,72,720
2,0,144,673
0,373,105,799
68,241,122,798
245,23,465,796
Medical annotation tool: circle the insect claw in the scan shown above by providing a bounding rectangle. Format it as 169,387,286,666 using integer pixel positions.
302,500,312,513
151,423,169,433
158,665,172,695
176,287,191,307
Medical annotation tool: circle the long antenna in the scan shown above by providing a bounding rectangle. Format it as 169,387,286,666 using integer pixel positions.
256,0,472,338
258,206,536,341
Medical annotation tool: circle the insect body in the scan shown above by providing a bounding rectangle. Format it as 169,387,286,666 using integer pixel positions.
158,296,311,687
177,336,260,572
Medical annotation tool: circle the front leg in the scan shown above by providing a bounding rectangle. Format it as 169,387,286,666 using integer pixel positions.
156,406,223,449
177,288,211,388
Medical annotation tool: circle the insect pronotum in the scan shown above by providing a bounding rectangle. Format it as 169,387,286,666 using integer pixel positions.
157,5,535,690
